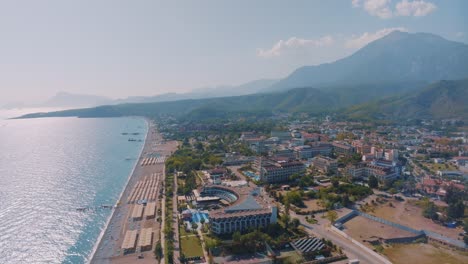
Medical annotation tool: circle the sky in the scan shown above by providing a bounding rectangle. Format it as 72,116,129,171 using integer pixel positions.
0,0,467,105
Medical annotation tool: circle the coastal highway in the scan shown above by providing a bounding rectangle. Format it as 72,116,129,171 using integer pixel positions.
291,211,390,264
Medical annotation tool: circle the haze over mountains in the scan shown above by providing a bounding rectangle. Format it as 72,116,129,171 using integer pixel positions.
2,79,277,109
16,31,468,121
266,31,468,92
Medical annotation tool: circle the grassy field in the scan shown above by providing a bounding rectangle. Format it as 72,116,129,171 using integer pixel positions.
180,234,204,258
277,250,303,264
384,243,468,264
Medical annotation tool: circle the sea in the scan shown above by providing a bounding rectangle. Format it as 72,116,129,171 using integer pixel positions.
0,109,147,263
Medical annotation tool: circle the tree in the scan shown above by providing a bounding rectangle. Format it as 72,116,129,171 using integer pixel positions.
283,191,304,207
422,200,438,220
331,178,339,188
341,194,351,207
232,231,241,244
154,240,162,260
195,141,204,151
445,186,463,204
447,200,465,219
205,237,220,251
281,213,291,229
326,210,338,224
368,175,378,188
291,218,301,230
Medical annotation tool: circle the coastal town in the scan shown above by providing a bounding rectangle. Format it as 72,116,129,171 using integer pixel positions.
3,2,468,264
92,115,468,264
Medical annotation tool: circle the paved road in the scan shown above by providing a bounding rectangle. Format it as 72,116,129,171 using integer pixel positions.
160,174,166,264
291,212,390,264
172,168,181,263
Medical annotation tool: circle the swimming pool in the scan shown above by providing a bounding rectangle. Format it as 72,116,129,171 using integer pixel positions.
192,211,209,223
244,171,260,181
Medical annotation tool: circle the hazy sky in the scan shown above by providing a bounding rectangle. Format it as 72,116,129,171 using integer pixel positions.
0,0,467,105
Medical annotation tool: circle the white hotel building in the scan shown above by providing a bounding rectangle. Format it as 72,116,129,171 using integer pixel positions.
203,185,278,235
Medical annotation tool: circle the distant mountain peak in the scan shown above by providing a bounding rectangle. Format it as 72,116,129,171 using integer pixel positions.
40,92,113,108
264,31,468,93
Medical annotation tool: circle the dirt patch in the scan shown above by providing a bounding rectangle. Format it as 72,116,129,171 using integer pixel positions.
302,199,325,211
384,243,468,264
343,216,415,244
372,200,461,240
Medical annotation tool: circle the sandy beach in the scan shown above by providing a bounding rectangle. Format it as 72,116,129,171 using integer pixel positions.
90,120,178,264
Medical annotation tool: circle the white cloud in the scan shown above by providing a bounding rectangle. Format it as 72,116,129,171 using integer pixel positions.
352,0,362,8
352,0,436,19
345,27,408,49
455,32,465,38
352,0,393,19
395,0,436,17
257,36,334,58
364,0,393,19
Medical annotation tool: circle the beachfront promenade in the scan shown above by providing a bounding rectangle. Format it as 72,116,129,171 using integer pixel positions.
91,121,178,264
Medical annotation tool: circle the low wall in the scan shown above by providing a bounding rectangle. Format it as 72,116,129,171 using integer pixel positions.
336,209,467,250
383,234,426,244
330,225,392,264
303,254,347,264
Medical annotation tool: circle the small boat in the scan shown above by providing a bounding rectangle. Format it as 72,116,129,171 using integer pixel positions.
128,138,137,142
101,204,113,209
76,207,87,211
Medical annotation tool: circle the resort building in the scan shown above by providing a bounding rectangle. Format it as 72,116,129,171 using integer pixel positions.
312,156,338,174
193,189,221,207
346,161,399,182
260,160,305,183
332,142,355,156
294,143,333,159
272,149,296,160
352,140,372,154
209,168,226,184
204,185,278,235
271,131,292,142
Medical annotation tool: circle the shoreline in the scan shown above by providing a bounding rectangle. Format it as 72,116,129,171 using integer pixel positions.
89,117,151,263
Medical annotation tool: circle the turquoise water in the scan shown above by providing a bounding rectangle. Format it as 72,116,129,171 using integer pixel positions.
0,115,146,263
244,171,260,181
192,211,209,223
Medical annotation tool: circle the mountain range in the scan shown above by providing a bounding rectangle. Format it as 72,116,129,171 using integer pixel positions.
15,31,468,121
343,79,468,121
2,79,277,109
265,31,468,92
